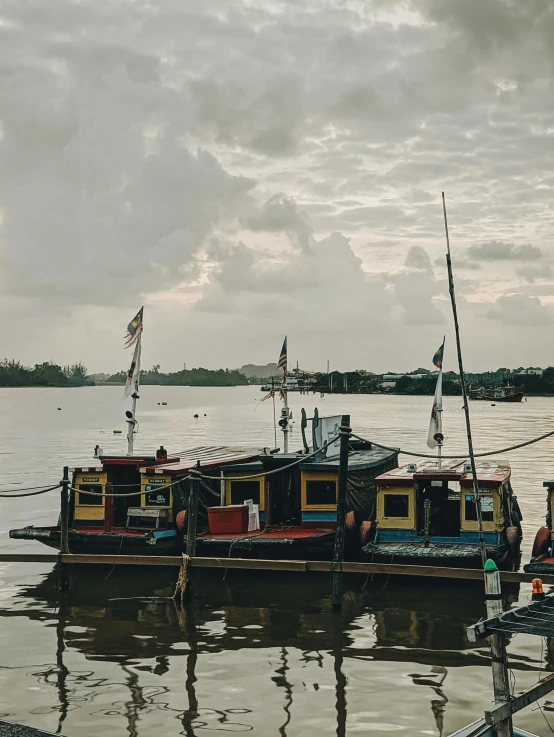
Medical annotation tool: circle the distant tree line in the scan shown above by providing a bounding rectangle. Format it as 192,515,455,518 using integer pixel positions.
107,365,249,387
0,360,91,387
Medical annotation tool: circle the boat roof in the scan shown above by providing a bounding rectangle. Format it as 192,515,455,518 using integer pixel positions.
141,446,263,475
376,459,510,487
299,446,397,472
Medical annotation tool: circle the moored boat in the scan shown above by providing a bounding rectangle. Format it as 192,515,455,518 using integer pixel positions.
362,459,523,570
469,384,524,402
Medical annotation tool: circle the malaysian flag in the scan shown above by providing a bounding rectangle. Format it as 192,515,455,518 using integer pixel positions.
124,307,144,349
432,337,445,369
276,336,287,373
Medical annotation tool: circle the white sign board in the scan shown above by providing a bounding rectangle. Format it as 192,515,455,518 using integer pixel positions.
314,415,341,459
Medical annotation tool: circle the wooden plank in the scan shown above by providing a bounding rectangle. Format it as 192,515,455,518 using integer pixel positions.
0,552,554,583
191,557,307,571
485,673,554,725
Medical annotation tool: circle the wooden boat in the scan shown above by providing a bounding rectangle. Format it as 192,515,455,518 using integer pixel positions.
9,435,398,560
362,459,522,570
469,384,524,402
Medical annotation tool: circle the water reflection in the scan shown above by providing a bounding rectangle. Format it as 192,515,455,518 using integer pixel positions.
0,569,537,736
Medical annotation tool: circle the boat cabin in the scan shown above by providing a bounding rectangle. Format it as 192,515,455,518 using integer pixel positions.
192,441,398,559
367,459,522,569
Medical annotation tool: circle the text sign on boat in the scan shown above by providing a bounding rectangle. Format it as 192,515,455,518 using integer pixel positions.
314,415,341,459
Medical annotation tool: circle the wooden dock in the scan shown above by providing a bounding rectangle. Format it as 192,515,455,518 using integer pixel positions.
2,553,552,584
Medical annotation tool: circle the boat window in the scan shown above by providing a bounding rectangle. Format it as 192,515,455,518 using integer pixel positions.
78,484,103,506
464,495,494,522
305,479,337,506
230,480,261,506
384,494,410,518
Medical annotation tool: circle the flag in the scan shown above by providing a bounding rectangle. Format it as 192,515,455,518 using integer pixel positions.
276,336,287,373
123,335,141,399
427,370,443,449
279,375,286,401
432,337,445,369
124,307,144,349
427,340,445,449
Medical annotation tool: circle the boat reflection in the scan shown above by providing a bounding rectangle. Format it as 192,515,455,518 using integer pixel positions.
1,568,521,736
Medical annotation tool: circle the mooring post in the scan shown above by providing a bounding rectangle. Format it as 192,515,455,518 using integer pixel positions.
186,461,200,558
484,559,512,737
331,414,351,611
60,465,70,590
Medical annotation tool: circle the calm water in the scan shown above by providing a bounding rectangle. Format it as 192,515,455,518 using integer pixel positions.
0,386,554,736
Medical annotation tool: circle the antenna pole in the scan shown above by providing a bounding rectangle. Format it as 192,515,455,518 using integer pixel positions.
282,379,289,453
442,192,486,565
271,377,277,449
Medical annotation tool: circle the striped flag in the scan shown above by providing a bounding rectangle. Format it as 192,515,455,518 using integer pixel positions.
432,337,445,369
427,339,445,449
124,307,144,349
123,336,141,399
276,336,287,373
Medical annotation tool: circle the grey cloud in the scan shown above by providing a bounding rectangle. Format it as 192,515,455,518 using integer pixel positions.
241,194,313,251
467,241,543,261
486,294,552,325
405,246,432,273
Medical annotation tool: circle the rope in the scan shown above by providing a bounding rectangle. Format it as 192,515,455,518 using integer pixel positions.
0,483,61,493
0,484,61,498
172,554,190,606
351,428,554,460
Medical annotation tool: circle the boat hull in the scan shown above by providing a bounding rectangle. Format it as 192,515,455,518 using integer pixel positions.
470,392,523,402
363,541,517,570
9,526,181,556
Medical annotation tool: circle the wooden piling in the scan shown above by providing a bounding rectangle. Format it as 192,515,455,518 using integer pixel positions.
186,461,200,558
59,466,70,591
484,560,512,737
331,414,351,611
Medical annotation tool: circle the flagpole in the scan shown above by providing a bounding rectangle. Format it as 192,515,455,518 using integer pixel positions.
271,377,277,449
282,374,289,453
126,333,141,456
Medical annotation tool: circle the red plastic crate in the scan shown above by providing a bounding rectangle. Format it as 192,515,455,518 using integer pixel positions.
208,505,249,534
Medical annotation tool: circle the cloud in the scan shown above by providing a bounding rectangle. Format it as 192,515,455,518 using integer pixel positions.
241,194,313,251
1,0,554,371
467,241,543,261
486,294,552,325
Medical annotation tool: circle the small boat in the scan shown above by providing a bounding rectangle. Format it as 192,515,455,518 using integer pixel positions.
469,384,524,402
362,459,522,570
524,478,554,574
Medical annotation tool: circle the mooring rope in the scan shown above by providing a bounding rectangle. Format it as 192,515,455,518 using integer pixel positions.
350,427,554,460
0,484,61,498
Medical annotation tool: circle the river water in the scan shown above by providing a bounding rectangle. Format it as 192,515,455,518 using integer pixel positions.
0,386,553,736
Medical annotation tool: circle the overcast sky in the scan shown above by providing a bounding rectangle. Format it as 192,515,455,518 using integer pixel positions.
1,0,554,374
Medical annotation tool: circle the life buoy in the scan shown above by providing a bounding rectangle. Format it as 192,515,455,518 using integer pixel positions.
531,526,550,559
359,520,373,545
175,510,187,534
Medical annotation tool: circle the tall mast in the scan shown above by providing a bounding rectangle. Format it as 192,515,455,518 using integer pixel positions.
442,193,486,564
